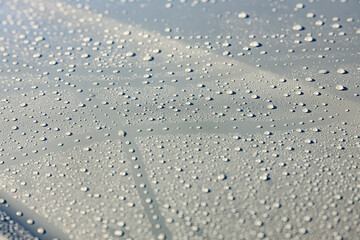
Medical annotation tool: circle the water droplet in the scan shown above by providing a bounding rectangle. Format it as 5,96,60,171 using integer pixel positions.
238,12,249,19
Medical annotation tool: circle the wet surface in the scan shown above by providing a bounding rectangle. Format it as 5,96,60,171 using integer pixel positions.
0,0,359,239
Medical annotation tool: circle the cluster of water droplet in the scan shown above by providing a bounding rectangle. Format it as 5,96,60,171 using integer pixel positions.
0,0,359,239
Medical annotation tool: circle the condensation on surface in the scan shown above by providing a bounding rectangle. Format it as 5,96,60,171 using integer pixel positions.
0,0,359,239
